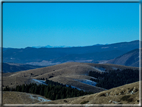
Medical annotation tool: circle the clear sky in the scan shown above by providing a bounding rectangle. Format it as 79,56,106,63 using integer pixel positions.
3,2,139,48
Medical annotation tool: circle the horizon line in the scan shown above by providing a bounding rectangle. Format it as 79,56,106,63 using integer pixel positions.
2,39,139,49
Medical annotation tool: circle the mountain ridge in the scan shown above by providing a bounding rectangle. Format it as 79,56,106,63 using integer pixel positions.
2,63,44,73
3,40,139,49
3,40,139,65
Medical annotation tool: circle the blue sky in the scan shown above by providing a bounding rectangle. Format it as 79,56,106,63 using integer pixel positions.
3,3,139,48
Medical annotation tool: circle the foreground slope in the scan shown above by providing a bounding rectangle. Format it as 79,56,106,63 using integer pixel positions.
3,81,140,104
39,81,140,104
3,91,51,104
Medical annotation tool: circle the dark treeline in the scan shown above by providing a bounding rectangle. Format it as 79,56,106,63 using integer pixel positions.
45,79,67,87
3,79,92,100
89,69,139,89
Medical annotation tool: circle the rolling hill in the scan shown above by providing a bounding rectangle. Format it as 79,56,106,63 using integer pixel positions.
106,49,140,67
3,62,139,93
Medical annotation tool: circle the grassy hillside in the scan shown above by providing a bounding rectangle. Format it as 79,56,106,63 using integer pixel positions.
3,62,139,93
3,81,140,104
3,91,51,104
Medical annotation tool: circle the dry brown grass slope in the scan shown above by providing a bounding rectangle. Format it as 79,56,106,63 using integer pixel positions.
3,62,139,93
38,81,140,104
5,62,138,78
3,91,51,104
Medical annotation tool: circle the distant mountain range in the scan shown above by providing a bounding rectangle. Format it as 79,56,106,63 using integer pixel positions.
32,44,106,48
3,40,139,66
32,45,71,48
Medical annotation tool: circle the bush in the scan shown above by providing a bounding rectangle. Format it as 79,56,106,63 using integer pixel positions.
80,101,89,104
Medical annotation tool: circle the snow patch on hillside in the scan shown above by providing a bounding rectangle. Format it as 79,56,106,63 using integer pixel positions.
28,94,51,102
112,67,121,70
66,85,84,91
31,79,48,86
90,77,97,80
31,79,84,91
74,79,97,87
92,67,106,72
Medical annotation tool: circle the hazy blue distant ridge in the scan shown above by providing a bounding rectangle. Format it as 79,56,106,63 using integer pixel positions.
3,40,139,65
